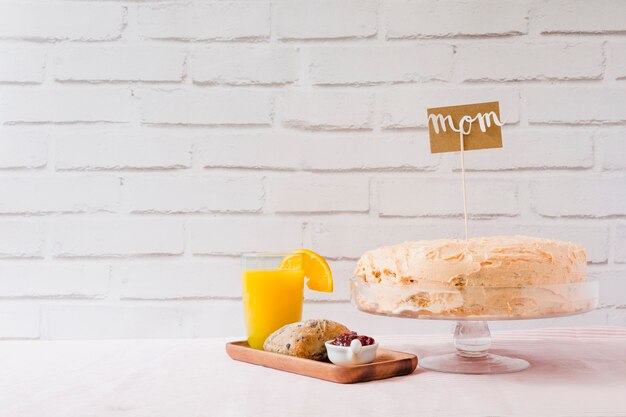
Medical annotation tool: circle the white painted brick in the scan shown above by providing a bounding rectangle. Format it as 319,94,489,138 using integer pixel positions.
386,0,527,39
196,133,438,171
51,218,183,257
616,223,626,263
3,0,626,339
192,47,298,86
197,134,303,170
266,176,369,213
612,43,626,80
0,177,118,214
0,306,39,339
537,0,626,34
0,3,124,41
43,305,189,339
381,86,520,129
532,177,626,217
275,0,377,40
378,178,518,217
55,130,191,170
138,2,270,41
117,259,240,299
0,129,47,169
188,218,303,255
458,43,603,81
0,47,45,83
527,87,626,124
0,89,133,123
303,134,439,171
138,89,272,126
588,267,626,306
596,130,626,171
0,221,44,258
0,263,109,298
305,220,462,259
470,221,609,264
53,47,185,82
281,91,373,130
191,301,245,338
451,129,594,171
309,45,453,85
122,176,263,213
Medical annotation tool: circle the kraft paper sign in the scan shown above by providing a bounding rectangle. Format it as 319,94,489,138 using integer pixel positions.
427,101,503,154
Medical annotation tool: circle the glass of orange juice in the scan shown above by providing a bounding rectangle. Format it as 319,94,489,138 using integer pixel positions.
241,252,305,349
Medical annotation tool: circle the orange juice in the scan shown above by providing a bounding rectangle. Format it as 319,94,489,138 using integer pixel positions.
242,269,305,349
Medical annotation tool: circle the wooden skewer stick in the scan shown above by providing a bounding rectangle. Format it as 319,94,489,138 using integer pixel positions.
460,131,469,242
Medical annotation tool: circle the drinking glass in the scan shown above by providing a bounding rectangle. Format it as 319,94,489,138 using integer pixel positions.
241,252,304,349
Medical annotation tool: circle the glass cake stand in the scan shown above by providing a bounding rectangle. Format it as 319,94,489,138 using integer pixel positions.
350,277,599,374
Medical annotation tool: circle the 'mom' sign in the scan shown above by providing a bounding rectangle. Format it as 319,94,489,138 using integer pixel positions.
426,101,503,154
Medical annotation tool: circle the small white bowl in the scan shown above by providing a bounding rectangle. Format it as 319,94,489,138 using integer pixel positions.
325,339,379,366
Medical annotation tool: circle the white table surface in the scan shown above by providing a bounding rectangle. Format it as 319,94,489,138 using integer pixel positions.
1,327,626,417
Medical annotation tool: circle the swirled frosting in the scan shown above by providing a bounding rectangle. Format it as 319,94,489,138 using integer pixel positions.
353,236,589,318
355,236,586,287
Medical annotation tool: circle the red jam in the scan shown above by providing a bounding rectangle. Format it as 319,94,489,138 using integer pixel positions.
329,331,375,347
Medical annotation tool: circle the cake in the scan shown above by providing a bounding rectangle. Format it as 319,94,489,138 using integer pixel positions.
353,236,592,318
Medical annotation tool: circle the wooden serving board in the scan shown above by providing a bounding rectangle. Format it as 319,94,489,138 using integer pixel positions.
226,341,418,384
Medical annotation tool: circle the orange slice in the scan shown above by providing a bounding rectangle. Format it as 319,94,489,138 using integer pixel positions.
280,249,333,292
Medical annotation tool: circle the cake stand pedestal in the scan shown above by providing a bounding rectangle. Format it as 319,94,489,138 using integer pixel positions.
418,320,529,374
350,277,599,374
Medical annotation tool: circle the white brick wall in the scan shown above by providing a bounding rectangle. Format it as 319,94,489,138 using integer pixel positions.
137,3,271,41
385,0,527,38
191,47,299,86
275,0,378,40
308,45,454,85
53,47,186,82
0,0,625,339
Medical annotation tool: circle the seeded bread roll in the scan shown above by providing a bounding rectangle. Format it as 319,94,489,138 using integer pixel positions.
263,319,350,361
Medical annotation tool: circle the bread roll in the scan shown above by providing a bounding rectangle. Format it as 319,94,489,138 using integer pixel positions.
263,319,350,361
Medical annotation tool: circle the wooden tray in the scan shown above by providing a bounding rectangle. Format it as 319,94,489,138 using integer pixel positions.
226,341,418,384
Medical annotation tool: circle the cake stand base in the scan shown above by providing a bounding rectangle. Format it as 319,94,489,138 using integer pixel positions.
419,353,530,374
419,320,530,374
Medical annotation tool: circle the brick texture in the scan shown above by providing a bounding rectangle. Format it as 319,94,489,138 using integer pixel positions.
0,89,134,123
53,47,186,82
0,47,45,83
0,3,124,41
386,0,527,39
536,0,626,34
51,218,184,257
275,0,377,40
0,0,623,339
527,87,626,124
137,3,270,41
138,89,272,126
122,176,263,213
596,130,626,170
457,43,603,81
55,130,192,170
281,91,373,130
377,178,519,217
309,45,453,85
0,177,119,214
191,47,298,86
532,178,626,217
266,176,369,213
